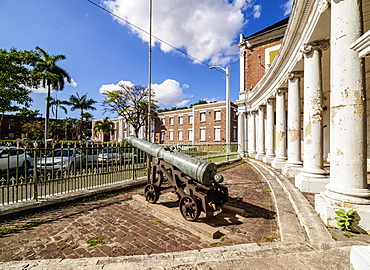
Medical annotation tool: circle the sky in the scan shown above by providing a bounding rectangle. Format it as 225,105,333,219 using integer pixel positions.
0,0,292,121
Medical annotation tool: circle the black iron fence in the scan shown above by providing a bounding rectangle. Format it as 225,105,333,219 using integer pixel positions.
0,140,238,205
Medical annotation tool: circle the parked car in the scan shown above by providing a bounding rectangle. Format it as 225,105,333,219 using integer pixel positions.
0,147,32,173
176,144,197,152
37,148,85,172
98,147,135,163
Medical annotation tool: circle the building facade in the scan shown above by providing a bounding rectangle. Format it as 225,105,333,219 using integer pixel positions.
236,0,370,232
92,101,238,145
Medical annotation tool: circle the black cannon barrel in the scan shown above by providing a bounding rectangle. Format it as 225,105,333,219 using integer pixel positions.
127,136,223,186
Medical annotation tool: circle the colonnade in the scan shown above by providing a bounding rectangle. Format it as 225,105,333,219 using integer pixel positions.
236,0,370,232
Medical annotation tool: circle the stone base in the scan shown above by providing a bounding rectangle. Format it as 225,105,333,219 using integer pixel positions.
295,173,328,193
282,164,302,178
263,156,275,164
254,154,265,161
315,193,370,234
351,246,370,269
248,152,256,158
271,159,286,169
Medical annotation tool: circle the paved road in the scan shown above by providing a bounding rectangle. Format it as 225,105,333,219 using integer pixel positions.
0,161,277,262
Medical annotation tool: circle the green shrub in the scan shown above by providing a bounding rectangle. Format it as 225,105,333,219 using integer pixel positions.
334,209,355,232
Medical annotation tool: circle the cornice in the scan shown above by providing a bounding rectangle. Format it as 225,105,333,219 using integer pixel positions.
246,0,325,109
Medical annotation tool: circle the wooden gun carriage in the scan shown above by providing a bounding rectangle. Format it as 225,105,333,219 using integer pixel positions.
127,136,228,221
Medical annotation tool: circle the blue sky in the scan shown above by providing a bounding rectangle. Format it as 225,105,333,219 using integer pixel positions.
0,0,291,120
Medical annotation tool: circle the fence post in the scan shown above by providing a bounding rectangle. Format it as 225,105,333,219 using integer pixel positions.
33,142,38,201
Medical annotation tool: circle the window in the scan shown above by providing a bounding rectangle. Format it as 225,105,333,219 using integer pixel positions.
161,130,165,141
169,130,174,141
169,117,174,125
265,44,281,70
178,116,183,125
161,118,165,126
188,129,193,141
200,112,206,122
214,126,221,141
188,115,193,124
233,126,237,141
178,129,183,141
214,110,221,121
200,128,206,141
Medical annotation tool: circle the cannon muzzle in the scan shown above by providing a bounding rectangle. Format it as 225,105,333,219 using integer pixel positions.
127,136,223,186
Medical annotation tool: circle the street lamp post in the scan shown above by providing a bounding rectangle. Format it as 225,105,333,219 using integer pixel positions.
210,66,231,153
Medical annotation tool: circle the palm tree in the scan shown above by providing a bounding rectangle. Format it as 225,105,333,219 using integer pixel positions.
69,93,97,140
49,96,69,119
34,47,71,141
93,117,115,142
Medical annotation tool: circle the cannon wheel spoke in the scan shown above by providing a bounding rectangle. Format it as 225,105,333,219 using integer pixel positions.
144,184,160,203
179,195,201,221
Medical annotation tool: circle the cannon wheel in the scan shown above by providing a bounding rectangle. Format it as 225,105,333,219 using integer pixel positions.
144,184,160,203
179,195,201,221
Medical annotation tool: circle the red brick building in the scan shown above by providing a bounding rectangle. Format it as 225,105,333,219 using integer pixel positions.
93,101,238,145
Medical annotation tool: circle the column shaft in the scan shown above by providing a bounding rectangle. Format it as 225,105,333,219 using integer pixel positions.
248,111,256,156
256,105,266,160
263,99,275,163
272,89,287,169
237,110,246,157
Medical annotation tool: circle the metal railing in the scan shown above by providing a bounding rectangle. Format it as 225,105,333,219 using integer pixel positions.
0,140,238,205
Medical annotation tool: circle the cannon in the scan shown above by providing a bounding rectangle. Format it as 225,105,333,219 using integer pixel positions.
127,136,228,221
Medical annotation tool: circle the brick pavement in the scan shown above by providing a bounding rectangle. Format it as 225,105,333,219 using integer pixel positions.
0,161,278,262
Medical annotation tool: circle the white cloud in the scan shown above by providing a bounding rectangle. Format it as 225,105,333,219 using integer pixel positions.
99,80,134,94
103,0,254,65
253,5,262,19
152,79,192,107
282,0,293,16
204,97,223,103
68,78,78,87
31,78,77,93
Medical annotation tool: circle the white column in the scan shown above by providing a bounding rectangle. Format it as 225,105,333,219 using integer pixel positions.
263,98,275,164
296,40,329,193
237,108,246,157
316,0,370,233
255,105,266,160
283,72,303,177
247,111,257,156
272,88,287,169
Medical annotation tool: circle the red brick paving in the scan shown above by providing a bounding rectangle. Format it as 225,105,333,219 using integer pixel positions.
0,161,278,262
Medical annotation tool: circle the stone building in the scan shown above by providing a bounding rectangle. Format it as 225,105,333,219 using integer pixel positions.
236,0,370,233
92,101,238,145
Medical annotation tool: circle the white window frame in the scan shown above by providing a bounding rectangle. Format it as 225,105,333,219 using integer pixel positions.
214,126,221,141
214,110,221,121
178,129,183,141
169,129,174,141
178,115,183,125
161,130,165,141
200,127,206,141
265,44,281,70
233,126,237,142
200,112,206,122
188,129,193,141
188,114,194,124
169,117,174,125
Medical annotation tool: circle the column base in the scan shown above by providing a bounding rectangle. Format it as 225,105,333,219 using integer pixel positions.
282,163,302,178
248,151,256,158
238,151,245,158
263,155,275,164
316,193,370,234
271,158,286,169
295,173,329,193
255,153,265,161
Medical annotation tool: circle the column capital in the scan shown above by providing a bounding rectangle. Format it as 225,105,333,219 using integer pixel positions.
318,0,330,13
277,87,288,95
267,98,275,105
258,104,266,109
287,71,304,80
301,39,330,54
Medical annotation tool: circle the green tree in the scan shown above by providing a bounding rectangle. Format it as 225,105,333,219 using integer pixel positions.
15,107,42,118
69,93,97,140
48,96,69,119
34,46,71,141
21,121,44,140
102,83,157,137
0,48,41,136
93,117,115,142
